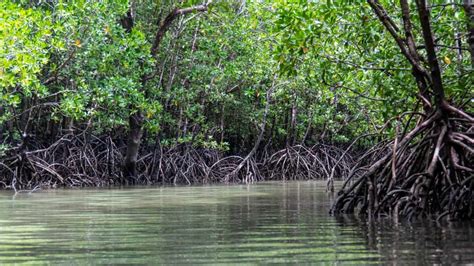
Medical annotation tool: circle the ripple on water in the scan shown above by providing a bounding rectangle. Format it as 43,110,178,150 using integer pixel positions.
0,181,472,264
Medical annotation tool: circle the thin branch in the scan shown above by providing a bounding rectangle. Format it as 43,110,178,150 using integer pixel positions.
367,0,428,76
323,54,411,71
42,48,77,85
150,2,211,57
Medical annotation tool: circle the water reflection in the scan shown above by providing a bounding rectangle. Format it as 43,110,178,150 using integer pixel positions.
0,181,472,264
335,215,474,264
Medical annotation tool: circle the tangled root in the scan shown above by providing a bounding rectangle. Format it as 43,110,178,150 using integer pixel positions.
331,108,473,221
1,134,358,190
263,144,354,181
206,155,262,183
136,144,222,185
0,133,123,191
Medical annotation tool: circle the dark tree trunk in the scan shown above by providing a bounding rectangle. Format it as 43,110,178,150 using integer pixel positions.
400,0,431,111
122,2,211,181
219,105,225,144
334,0,474,220
415,0,446,106
120,7,139,183
124,112,144,181
464,0,474,66
288,98,297,146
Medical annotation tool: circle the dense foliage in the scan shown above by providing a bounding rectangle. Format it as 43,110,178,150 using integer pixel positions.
1,0,397,154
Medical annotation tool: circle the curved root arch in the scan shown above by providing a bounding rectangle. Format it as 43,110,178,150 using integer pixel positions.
263,144,354,181
331,110,473,220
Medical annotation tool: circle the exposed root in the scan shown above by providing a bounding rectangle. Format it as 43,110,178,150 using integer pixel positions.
211,156,262,183
0,133,124,189
0,136,353,189
139,144,222,185
262,144,353,181
331,108,474,221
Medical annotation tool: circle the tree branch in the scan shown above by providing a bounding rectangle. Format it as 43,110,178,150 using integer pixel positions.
42,48,77,85
367,0,427,76
150,1,211,57
400,0,421,63
415,0,446,106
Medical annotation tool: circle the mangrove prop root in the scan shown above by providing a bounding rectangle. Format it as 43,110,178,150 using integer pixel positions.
262,144,354,181
331,109,473,221
0,136,353,189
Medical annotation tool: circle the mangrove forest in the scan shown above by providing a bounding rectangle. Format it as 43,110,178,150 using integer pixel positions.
1,0,473,222
1,0,474,264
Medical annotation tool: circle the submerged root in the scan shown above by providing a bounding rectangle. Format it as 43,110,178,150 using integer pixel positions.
331,108,473,221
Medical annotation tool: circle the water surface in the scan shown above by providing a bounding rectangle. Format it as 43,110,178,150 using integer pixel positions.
0,181,472,264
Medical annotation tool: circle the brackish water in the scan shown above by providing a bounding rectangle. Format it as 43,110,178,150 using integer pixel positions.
0,181,472,264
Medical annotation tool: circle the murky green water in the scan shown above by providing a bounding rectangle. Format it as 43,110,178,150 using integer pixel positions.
0,181,472,264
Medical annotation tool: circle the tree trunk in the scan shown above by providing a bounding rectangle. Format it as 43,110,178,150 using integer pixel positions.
124,112,144,181
177,106,183,140
301,111,313,145
416,0,446,106
400,0,432,111
464,0,474,66
122,2,211,180
289,97,297,146
219,105,225,144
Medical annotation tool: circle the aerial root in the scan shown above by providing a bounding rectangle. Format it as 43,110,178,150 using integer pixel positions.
262,144,354,181
331,108,473,220
0,133,358,189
